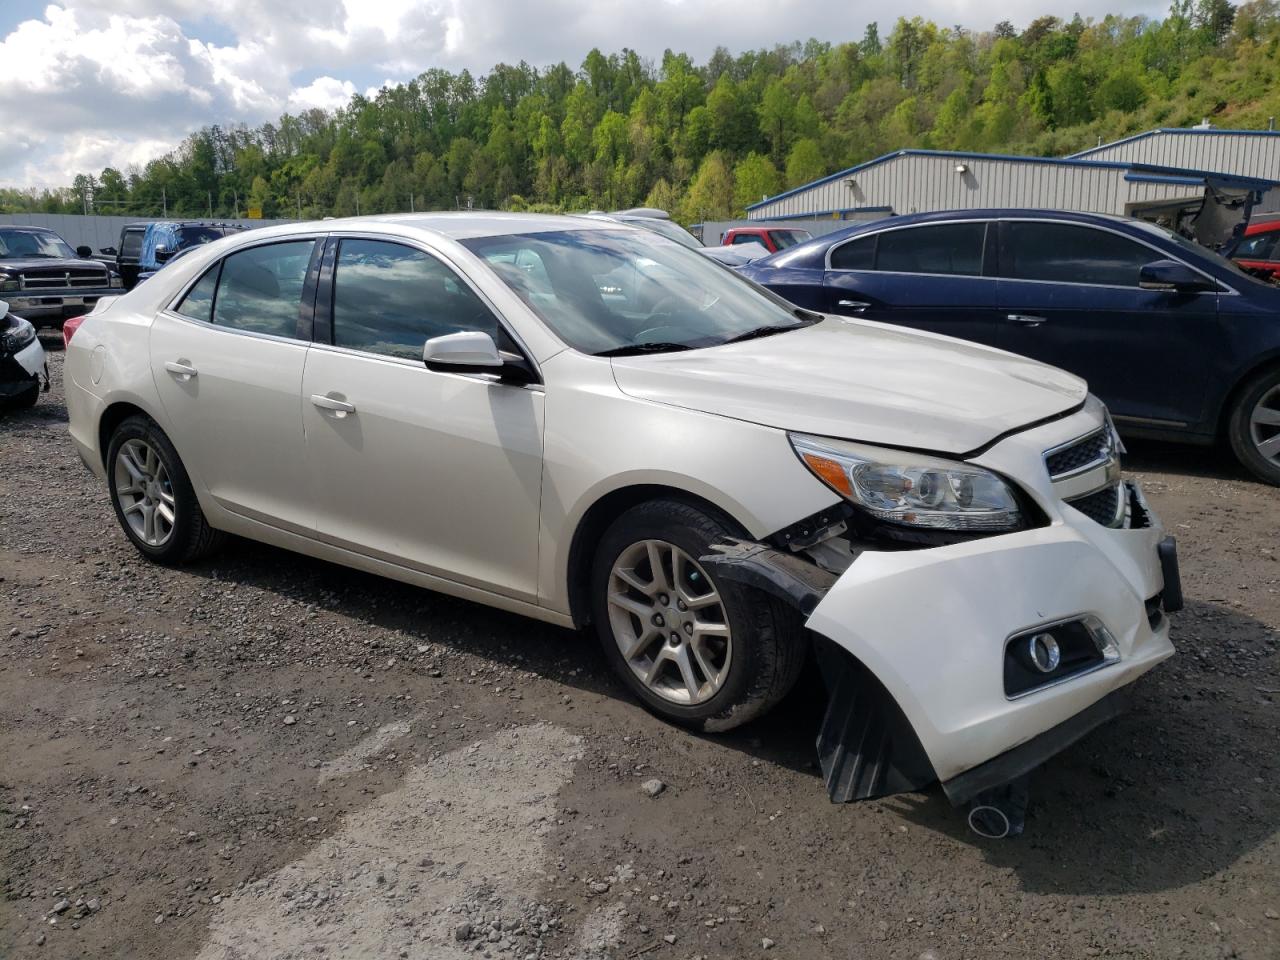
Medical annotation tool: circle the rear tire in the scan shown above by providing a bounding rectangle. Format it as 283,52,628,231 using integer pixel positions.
590,498,806,732
106,415,225,564
1228,367,1280,486
13,382,39,408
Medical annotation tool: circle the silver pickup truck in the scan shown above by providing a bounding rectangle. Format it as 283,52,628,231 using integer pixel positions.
0,225,122,329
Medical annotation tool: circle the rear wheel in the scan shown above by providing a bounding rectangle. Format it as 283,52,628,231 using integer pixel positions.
1228,367,1280,486
106,415,225,564
590,499,806,732
12,382,39,408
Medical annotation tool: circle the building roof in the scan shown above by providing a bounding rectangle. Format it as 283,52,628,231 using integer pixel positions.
1068,127,1280,160
746,146,1280,213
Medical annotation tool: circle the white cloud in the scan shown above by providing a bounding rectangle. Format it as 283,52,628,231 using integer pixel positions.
289,76,358,112
0,0,1168,188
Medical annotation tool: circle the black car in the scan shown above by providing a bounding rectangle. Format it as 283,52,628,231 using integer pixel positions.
739,209,1280,485
0,226,123,329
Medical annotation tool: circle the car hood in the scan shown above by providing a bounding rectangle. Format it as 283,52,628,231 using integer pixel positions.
0,257,107,272
609,318,1088,455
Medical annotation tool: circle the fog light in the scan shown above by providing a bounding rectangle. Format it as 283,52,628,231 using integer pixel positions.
1027,632,1061,673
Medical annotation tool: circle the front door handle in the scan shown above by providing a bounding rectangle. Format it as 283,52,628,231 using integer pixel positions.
1006,314,1047,327
310,394,356,417
164,360,198,380
837,299,871,313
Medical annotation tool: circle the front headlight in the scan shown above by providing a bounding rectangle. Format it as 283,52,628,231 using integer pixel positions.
790,433,1024,532
109,274,124,289
1,316,37,354
0,274,18,292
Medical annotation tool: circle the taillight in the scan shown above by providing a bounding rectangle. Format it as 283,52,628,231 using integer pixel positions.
63,315,86,348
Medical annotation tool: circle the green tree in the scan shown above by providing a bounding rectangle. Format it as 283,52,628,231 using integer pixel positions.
784,139,827,188
733,152,781,212
680,150,735,221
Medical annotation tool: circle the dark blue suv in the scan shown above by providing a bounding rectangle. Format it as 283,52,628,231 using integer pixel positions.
739,209,1280,485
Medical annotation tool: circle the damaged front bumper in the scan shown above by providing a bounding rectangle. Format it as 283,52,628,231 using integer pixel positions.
0,335,49,397
705,410,1178,808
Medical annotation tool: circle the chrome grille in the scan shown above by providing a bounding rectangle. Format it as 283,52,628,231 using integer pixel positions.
20,267,109,290
1044,428,1114,480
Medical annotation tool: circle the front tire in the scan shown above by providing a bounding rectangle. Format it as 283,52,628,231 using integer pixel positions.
590,499,806,732
1228,367,1280,486
106,415,224,564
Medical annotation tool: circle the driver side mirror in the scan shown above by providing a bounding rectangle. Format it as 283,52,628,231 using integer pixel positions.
1139,259,1217,293
100,246,118,256
154,245,175,263
76,245,93,258
422,331,536,385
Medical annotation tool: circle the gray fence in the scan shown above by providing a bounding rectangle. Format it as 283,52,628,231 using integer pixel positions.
0,214,294,256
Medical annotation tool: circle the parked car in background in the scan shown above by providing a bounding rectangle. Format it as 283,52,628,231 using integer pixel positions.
0,299,47,408
722,226,812,253
0,226,123,329
740,208,1280,486
65,213,1178,820
1232,216,1280,282
103,221,245,289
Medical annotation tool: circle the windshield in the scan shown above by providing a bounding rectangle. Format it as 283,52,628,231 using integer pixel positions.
771,230,811,249
0,228,76,259
462,228,810,355
623,217,703,250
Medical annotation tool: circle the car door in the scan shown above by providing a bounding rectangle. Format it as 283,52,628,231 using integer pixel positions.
995,219,1218,428
821,221,1000,345
302,236,544,602
149,238,320,533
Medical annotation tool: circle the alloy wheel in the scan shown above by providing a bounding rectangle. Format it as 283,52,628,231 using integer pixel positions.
114,438,176,547
606,539,732,705
1250,385,1280,466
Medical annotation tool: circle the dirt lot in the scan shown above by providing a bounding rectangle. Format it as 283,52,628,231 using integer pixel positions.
1,345,1278,960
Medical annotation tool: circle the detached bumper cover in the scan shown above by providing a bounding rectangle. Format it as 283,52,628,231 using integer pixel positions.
0,336,47,396
804,493,1174,789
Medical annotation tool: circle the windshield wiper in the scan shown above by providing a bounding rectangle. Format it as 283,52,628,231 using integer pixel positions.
594,342,695,357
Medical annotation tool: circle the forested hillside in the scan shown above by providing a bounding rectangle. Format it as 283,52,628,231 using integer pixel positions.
5,1,1279,224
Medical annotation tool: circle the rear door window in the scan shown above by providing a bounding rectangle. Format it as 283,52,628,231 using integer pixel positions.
874,222,987,276
730,234,761,246
120,229,144,259
211,241,315,338
175,265,219,323
1003,222,1156,287
829,234,877,270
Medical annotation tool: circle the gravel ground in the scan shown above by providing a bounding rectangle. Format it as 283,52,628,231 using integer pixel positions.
1,344,1278,960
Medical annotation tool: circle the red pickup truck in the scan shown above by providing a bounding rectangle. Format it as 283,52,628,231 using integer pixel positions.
720,226,813,254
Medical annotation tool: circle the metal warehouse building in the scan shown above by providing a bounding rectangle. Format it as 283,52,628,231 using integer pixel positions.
744,149,1279,236
1069,127,1280,206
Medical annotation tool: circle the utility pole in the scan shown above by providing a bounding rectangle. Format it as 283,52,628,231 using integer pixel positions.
233,189,240,219
355,193,360,216
208,191,213,217
162,187,167,217
296,194,302,218
410,191,414,213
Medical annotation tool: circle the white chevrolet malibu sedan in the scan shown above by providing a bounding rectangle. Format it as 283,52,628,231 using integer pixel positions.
64,213,1179,813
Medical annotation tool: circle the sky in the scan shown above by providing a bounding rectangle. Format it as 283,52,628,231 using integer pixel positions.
0,0,1168,190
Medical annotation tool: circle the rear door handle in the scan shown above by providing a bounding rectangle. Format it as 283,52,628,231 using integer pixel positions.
837,299,871,313
1006,314,1047,327
310,394,356,416
164,360,197,380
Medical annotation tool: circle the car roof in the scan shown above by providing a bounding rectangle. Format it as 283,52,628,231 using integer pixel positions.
241,211,630,243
